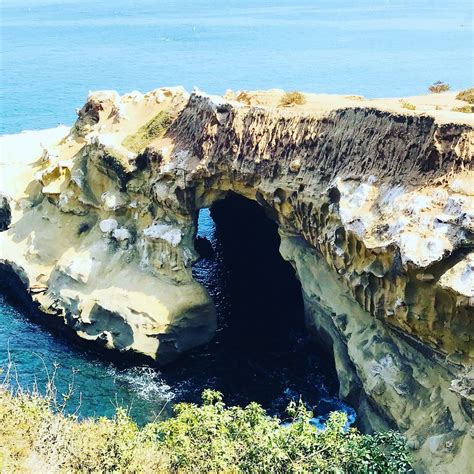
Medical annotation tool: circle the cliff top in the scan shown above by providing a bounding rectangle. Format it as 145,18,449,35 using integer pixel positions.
223,88,474,125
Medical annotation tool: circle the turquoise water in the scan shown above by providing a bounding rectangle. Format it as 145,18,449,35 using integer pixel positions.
1,0,472,134
0,293,177,423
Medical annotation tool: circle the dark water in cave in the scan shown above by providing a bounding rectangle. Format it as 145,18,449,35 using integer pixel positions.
0,194,355,427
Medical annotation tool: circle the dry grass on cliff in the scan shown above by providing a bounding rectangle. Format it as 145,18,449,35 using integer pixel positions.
455,88,474,104
122,111,172,153
280,91,306,107
451,105,474,113
400,101,416,111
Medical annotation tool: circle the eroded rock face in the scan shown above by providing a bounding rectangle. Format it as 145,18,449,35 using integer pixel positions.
0,88,216,364
0,87,472,472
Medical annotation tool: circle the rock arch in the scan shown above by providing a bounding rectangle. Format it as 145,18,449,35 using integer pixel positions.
0,87,472,471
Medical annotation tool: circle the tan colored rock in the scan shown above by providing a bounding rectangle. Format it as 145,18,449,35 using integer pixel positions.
0,86,473,471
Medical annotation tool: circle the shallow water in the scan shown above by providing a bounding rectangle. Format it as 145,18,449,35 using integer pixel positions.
1,0,472,134
0,294,175,423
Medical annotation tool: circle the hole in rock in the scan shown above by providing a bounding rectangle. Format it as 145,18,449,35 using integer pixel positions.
179,192,350,422
201,193,306,353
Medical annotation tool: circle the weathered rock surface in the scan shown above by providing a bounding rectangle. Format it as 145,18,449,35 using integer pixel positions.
0,92,216,364
0,87,473,472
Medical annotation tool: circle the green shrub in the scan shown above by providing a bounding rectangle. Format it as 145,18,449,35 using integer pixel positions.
428,81,450,93
451,105,474,113
455,88,474,104
0,387,412,473
280,91,306,106
401,101,416,111
122,111,172,152
159,389,412,473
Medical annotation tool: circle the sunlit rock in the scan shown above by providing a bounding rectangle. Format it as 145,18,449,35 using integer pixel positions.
0,86,472,472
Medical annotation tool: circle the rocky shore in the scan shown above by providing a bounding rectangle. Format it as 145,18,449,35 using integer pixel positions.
0,87,472,472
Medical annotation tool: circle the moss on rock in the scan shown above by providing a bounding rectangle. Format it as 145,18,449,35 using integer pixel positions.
122,111,172,153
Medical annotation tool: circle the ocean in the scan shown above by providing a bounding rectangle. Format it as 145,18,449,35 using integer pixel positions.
1,0,472,134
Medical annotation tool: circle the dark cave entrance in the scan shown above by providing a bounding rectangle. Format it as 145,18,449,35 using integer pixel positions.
205,193,305,351
187,193,347,420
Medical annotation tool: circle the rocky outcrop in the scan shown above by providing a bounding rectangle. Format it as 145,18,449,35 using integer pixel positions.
0,87,472,472
0,91,216,364
0,193,11,231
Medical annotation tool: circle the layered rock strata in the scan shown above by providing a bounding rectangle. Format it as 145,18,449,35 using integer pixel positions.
0,87,473,472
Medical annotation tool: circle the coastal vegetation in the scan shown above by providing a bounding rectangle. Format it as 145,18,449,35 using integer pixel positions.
280,91,306,106
400,101,416,111
451,105,474,113
455,88,474,104
122,111,172,152
0,386,412,473
428,81,450,93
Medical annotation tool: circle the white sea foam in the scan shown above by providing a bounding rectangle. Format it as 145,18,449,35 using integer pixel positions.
109,366,175,402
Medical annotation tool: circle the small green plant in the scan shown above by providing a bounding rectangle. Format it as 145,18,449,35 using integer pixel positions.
280,91,306,106
428,81,450,93
401,101,416,111
451,105,474,113
455,87,474,104
122,111,172,152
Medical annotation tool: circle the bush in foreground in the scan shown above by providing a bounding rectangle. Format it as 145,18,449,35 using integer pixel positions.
0,388,412,473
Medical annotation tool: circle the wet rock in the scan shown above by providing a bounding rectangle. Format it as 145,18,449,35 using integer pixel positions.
195,236,213,258
0,193,11,231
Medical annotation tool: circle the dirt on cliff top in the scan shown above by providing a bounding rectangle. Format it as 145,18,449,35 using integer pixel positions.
224,89,474,125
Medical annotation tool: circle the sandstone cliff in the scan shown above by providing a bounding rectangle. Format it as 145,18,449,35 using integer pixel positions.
0,87,473,472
